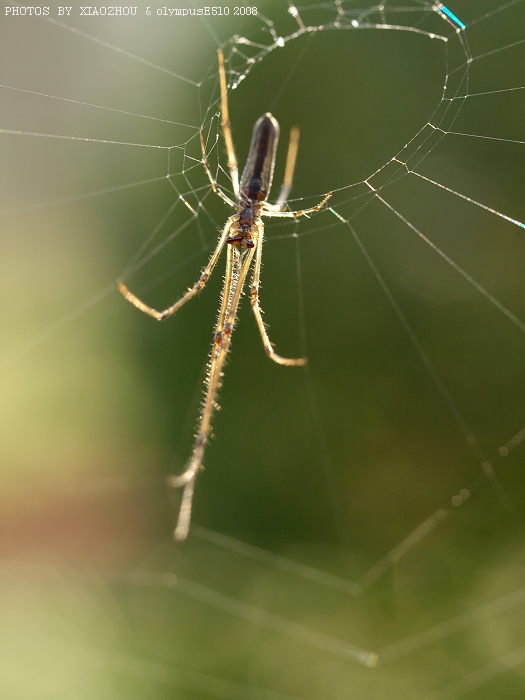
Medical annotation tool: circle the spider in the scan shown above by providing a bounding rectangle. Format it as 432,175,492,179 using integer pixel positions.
117,49,331,541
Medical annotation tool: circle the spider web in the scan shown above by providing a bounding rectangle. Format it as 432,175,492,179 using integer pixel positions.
1,1,525,698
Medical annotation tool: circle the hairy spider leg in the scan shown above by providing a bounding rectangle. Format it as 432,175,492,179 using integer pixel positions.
272,126,300,211
199,131,236,208
250,220,306,366
218,48,239,197
116,217,234,320
263,191,332,219
170,243,256,540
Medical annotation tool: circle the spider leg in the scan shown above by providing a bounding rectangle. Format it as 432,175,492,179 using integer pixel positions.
250,221,306,367
263,192,332,219
168,246,236,488
169,243,257,540
200,131,236,208
218,48,240,198
174,478,195,542
273,126,300,211
117,217,233,321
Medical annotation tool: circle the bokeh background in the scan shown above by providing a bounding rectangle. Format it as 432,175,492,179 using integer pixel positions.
1,1,525,698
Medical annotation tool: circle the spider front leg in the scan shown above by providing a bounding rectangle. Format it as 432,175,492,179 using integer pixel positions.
117,217,234,320
250,221,306,367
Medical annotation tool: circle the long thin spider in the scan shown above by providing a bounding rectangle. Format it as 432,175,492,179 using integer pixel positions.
118,49,331,540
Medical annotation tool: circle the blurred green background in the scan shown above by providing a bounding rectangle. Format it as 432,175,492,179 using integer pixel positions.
1,1,525,698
